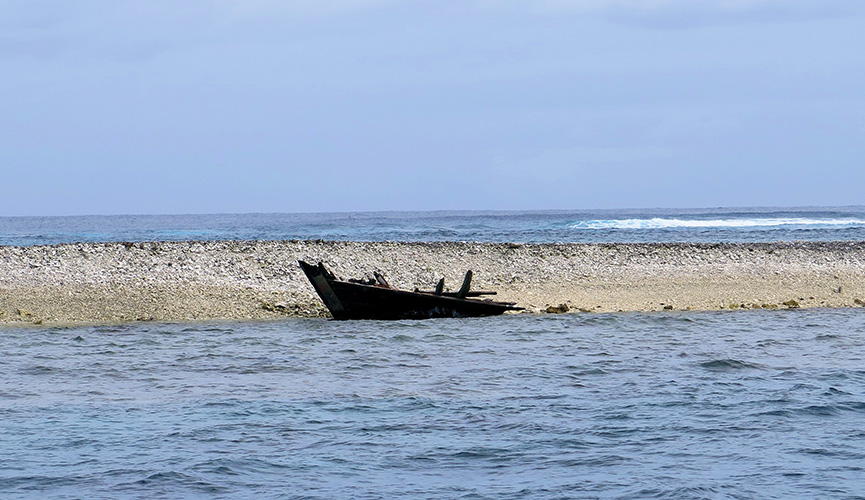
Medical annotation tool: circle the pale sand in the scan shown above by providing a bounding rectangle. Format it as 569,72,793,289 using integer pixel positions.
1,240,864,325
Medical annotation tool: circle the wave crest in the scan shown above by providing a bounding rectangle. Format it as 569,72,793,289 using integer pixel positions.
568,217,865,230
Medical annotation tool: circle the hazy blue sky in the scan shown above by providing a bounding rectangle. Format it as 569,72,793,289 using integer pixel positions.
2,0,863,215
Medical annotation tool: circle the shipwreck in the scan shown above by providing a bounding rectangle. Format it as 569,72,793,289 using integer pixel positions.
299,260,523,320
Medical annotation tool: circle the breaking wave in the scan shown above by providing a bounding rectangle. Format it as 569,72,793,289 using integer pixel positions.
568,217,865,230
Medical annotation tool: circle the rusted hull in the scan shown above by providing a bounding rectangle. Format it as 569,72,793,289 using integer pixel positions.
299,261,522,320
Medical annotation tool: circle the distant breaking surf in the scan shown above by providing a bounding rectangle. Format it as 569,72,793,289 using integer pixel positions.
568,217,865,230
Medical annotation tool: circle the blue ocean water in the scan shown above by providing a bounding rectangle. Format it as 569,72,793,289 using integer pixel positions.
2,206,865,246
3,310,865,499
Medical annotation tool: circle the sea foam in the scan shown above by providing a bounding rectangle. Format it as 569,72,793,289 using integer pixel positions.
568,217,865,230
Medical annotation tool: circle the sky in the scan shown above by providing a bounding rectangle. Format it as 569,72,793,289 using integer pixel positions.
2,0,863,216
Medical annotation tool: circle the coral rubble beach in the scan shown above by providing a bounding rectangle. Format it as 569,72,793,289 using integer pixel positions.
1,240,865,325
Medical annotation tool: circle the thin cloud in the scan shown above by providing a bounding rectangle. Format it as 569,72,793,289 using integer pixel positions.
0,0,402,61
215,0,400,17
520,0,863,27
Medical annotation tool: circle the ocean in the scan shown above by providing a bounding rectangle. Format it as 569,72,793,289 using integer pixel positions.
2,207,865,499
2,206,865,246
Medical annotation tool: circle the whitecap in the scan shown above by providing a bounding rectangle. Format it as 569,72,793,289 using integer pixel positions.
568,217,865,230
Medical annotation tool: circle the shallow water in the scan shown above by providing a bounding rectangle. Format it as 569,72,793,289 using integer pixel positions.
3,309,865,499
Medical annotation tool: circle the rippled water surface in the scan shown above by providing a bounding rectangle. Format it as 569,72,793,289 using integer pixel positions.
3,309,865,499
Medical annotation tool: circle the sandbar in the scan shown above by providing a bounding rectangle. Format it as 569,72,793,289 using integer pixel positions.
2,240,864,325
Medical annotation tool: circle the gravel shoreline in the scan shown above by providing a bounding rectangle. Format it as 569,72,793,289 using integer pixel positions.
2,240,865,325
